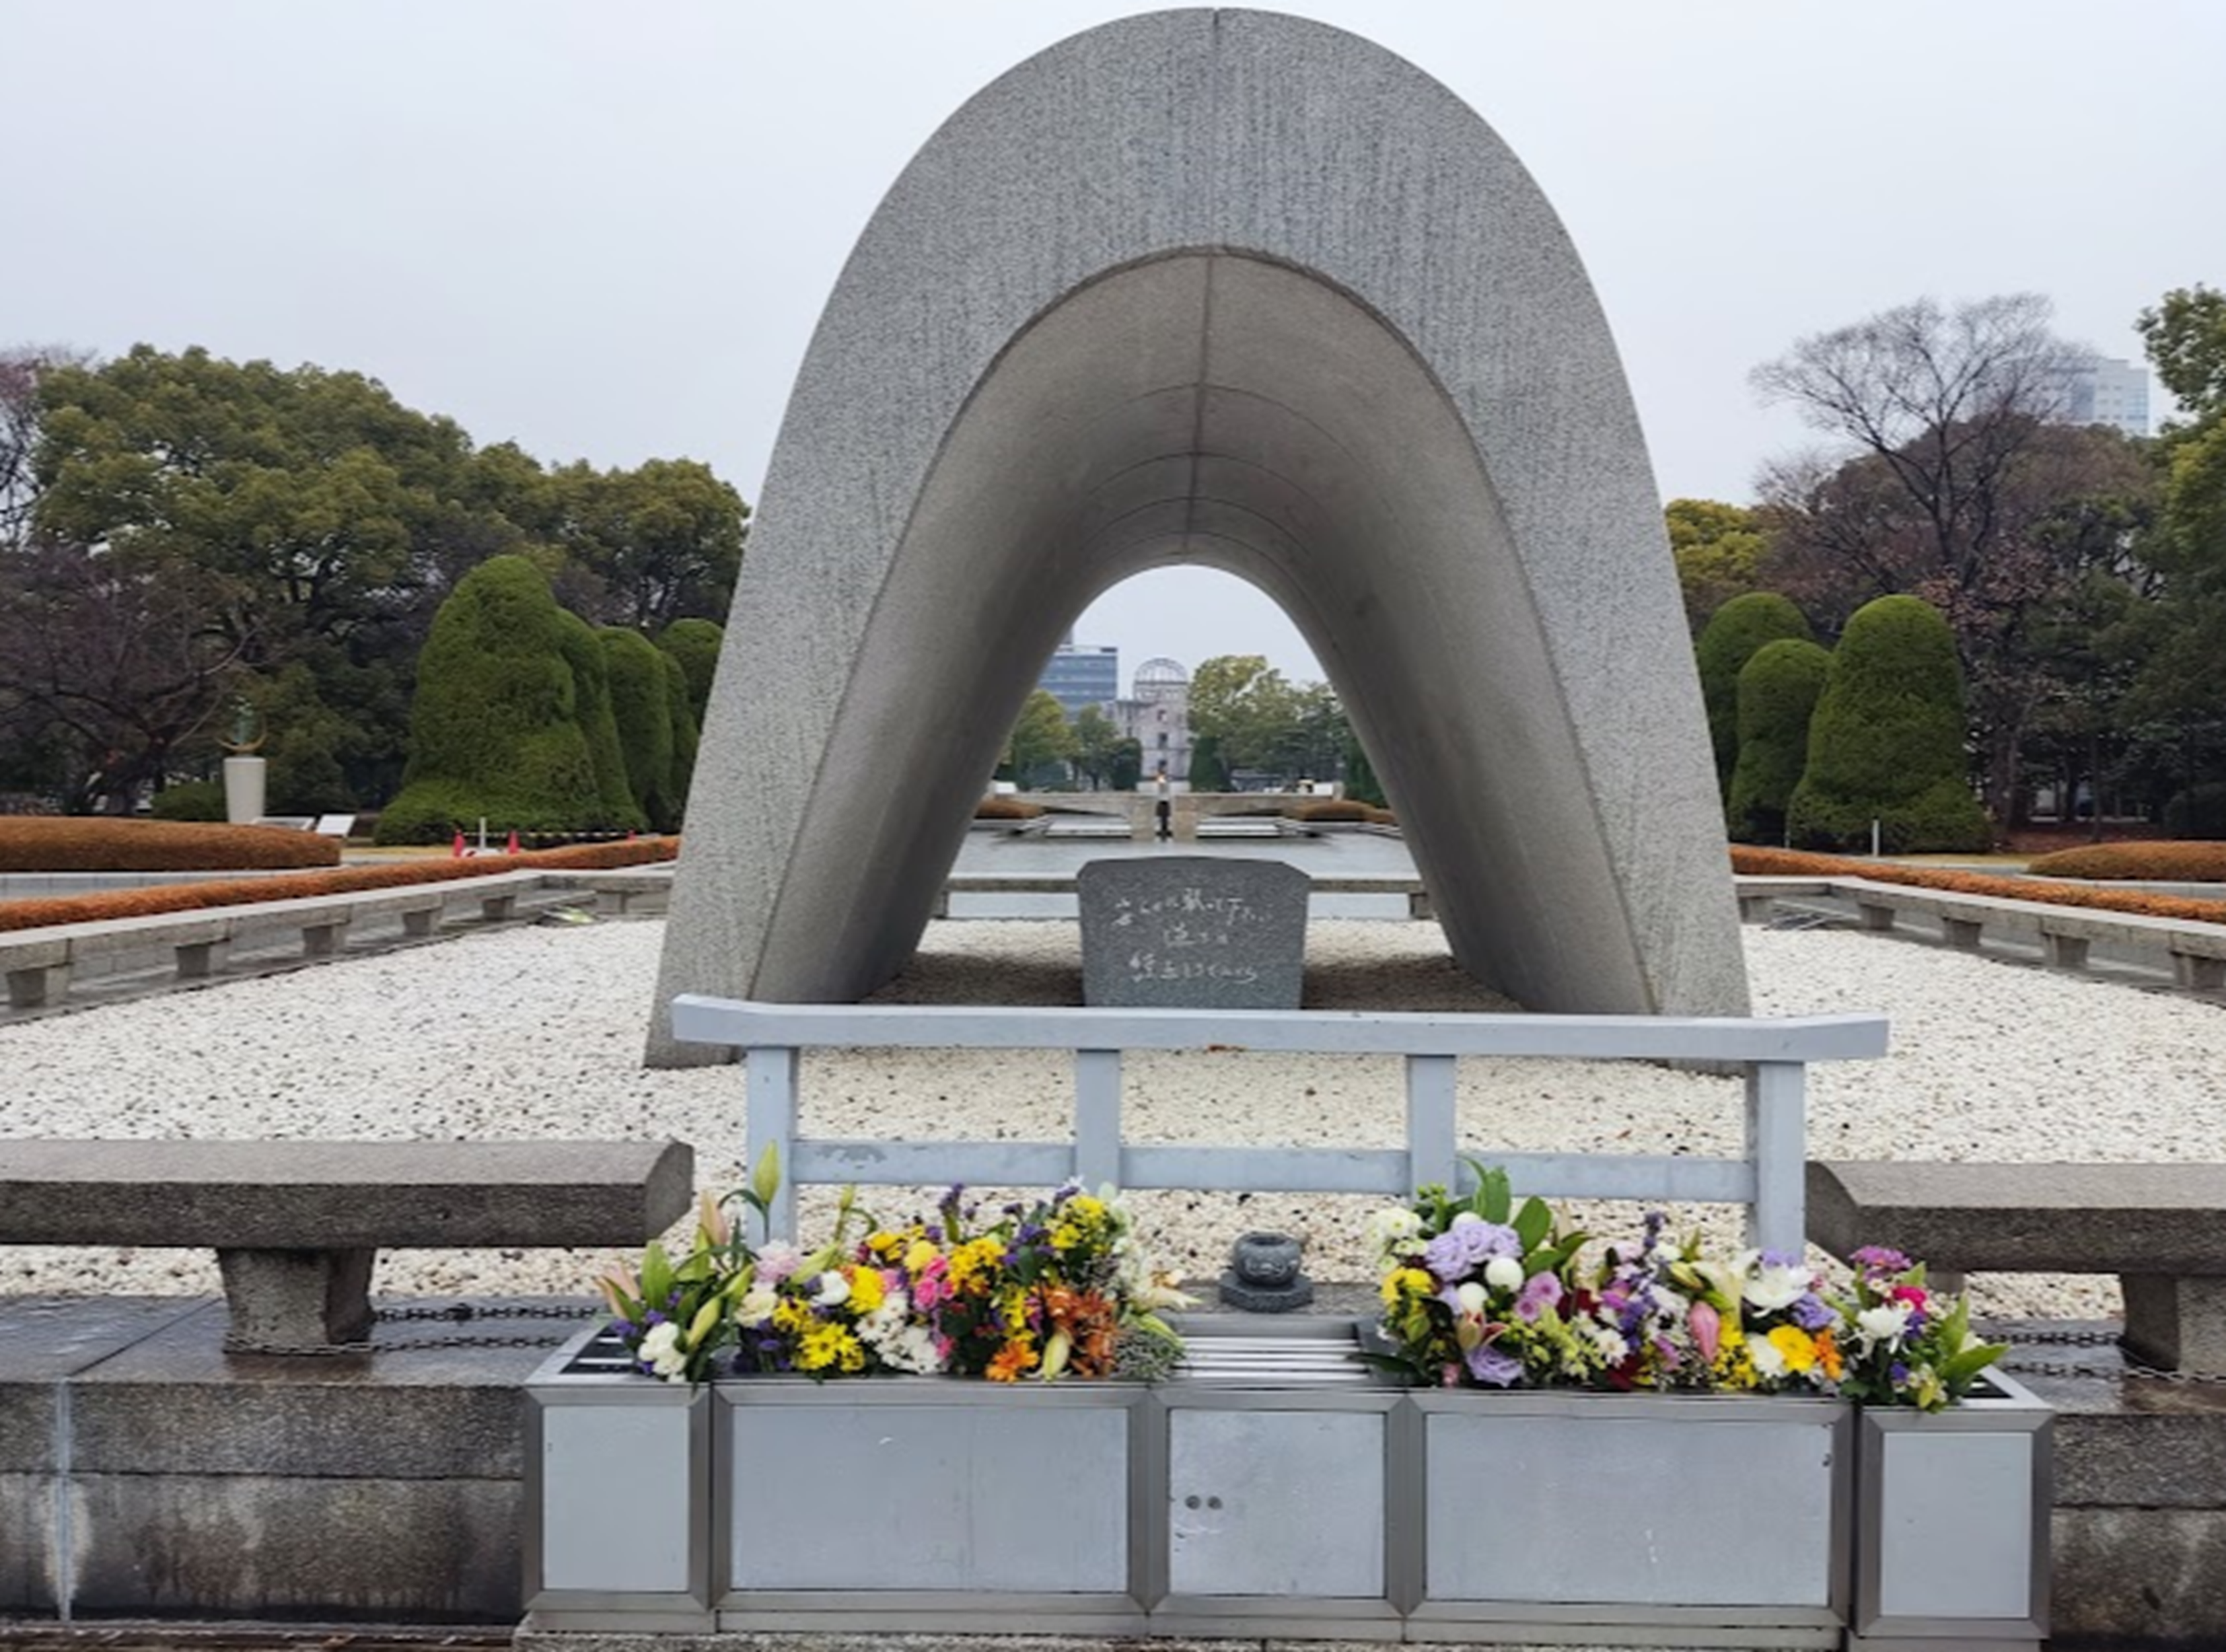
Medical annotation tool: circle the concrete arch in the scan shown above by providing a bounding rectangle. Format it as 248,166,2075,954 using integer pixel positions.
647,9,1748,1063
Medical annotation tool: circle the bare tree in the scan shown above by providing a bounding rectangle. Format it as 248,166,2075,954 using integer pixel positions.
0,345,91,554
1750,295,2129,822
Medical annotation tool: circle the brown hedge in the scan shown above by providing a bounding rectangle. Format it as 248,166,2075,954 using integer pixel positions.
1730,845,2226,925
0,837,680,933
974,798,1046,820
1293,799,1371,823
0,818,342,873
2023,842,2226,882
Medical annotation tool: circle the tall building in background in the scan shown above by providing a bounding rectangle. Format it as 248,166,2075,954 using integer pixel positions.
2058,357,2151,438
1114,656,1192,782
1037,630,1119,717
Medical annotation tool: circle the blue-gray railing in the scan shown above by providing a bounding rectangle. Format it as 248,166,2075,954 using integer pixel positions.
669,998,1889,1254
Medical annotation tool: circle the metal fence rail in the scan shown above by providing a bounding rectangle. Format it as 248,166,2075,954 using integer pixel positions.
668,997,1890,1253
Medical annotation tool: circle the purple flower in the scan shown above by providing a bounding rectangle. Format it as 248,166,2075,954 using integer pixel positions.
1890,1360,1911,1387
1791,1293,1836,1332
1423,1220,1521,1279
1851,1246,1912,1277
1465,1342,1522,1387
1515,1272,1563,1322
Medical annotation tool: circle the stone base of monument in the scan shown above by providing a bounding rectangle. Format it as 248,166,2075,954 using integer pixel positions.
521,1319,2052,1648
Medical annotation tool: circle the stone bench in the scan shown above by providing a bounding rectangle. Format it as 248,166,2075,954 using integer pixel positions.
1808,1158,2226,1372
0,1138,692,1353
545,867,675,916
1835,876,2226,988
0,872,550,1008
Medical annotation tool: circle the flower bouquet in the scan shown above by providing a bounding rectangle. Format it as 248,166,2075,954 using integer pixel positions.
1366,1161,2006,1410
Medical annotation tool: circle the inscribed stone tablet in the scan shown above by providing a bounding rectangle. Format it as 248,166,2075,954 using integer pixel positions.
1077,856,1307,1009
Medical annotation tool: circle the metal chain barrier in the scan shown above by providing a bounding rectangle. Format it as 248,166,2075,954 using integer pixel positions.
1976,1320,2226,1386
221,1301,599,1359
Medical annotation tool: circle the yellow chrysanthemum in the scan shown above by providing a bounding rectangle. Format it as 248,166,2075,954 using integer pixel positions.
1768,1325,1818,1373
846,1265,886,1314
947,1237,1003,1292
1380,1267,1434,1307
1050,1223,1082,1251
1068,1195,1106,1221
904,1239,940,1276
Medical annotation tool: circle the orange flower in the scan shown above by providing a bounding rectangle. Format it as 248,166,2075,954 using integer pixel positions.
986,1334,1039,1382
1814,1328,1844,1381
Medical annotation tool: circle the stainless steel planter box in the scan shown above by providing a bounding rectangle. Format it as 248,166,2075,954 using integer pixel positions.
712,1377,1152,1635
1850,1368,2051,1650
522,1326,2047,1647
524,1327,713,1632
1410,1389,1853,1649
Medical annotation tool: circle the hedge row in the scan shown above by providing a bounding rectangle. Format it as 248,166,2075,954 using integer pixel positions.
0,838,679,934
974,798,1046,820
2023,842,2226,882
1730,846,2226,925
0,818,341,874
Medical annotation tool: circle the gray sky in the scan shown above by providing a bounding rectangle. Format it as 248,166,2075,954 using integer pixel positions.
8,2,2221,686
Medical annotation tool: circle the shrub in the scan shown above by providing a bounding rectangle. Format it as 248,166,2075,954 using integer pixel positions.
973,797,1044,820
0,818,339,873
1787,596,1991,855
1729,845,2226,924
0,836,678,933
600,626,684,830
1727,638,1832,845
1695,593,1811,799
375,557,624,845
2163,783,2226,840
562,612,647,833
149,780,228,823
1294,799,1369,822
656,617,723,725
661,650,700,826
2025,842,2226,882
1363,805,1398,826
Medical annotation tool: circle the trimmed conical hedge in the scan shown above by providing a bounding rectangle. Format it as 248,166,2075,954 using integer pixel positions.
1695,593,1811,799
659,649,700,828
600,626,681,831
1787,595,1992,853
1727,638,1832,845
562,611,647,832
656,617,723,726
373,556,637,843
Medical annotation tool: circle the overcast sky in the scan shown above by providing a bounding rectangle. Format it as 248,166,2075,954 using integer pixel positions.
8,2,2222,686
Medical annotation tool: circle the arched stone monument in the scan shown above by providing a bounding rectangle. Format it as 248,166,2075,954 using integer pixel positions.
647,9,1748,1064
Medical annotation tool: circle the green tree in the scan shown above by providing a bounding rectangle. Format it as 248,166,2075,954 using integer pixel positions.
1188,733,1229,792
550,458,746,631
374,556,619,842
1787,596,1991,853
656,616,724,725
1344,735,1387,809
2126,287,2226,778
1108,736,1143,792
1726,638,1832,844
1666,499,1769,631
600,624,682,830
1071,705,1121,791
1694,593,1811,799
1006,689,1075,789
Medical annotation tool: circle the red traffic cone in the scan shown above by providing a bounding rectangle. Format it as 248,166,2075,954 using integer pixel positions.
626,829,637,842
450,830,466,859
505,830,521,856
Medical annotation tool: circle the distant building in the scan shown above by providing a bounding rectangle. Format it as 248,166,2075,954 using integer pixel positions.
1037,631,1119,717
2057,357,2150,438
1114,656,1192,783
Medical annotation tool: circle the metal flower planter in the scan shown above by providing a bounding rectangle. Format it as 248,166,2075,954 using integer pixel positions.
522,1324,2046,1649
1848,1368,2052,1650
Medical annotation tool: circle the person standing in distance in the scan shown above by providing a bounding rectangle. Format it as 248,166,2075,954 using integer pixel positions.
1153,766,1173,842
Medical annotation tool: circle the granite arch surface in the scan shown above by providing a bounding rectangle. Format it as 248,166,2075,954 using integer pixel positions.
647,9,1748,1064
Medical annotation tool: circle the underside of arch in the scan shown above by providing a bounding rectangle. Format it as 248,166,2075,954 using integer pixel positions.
647,9,1748,1064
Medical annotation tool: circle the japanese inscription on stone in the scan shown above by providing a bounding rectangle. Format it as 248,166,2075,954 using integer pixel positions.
1077,856,1308,1009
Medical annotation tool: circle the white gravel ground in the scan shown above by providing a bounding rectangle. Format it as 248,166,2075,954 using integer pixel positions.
7,917,2221,1322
